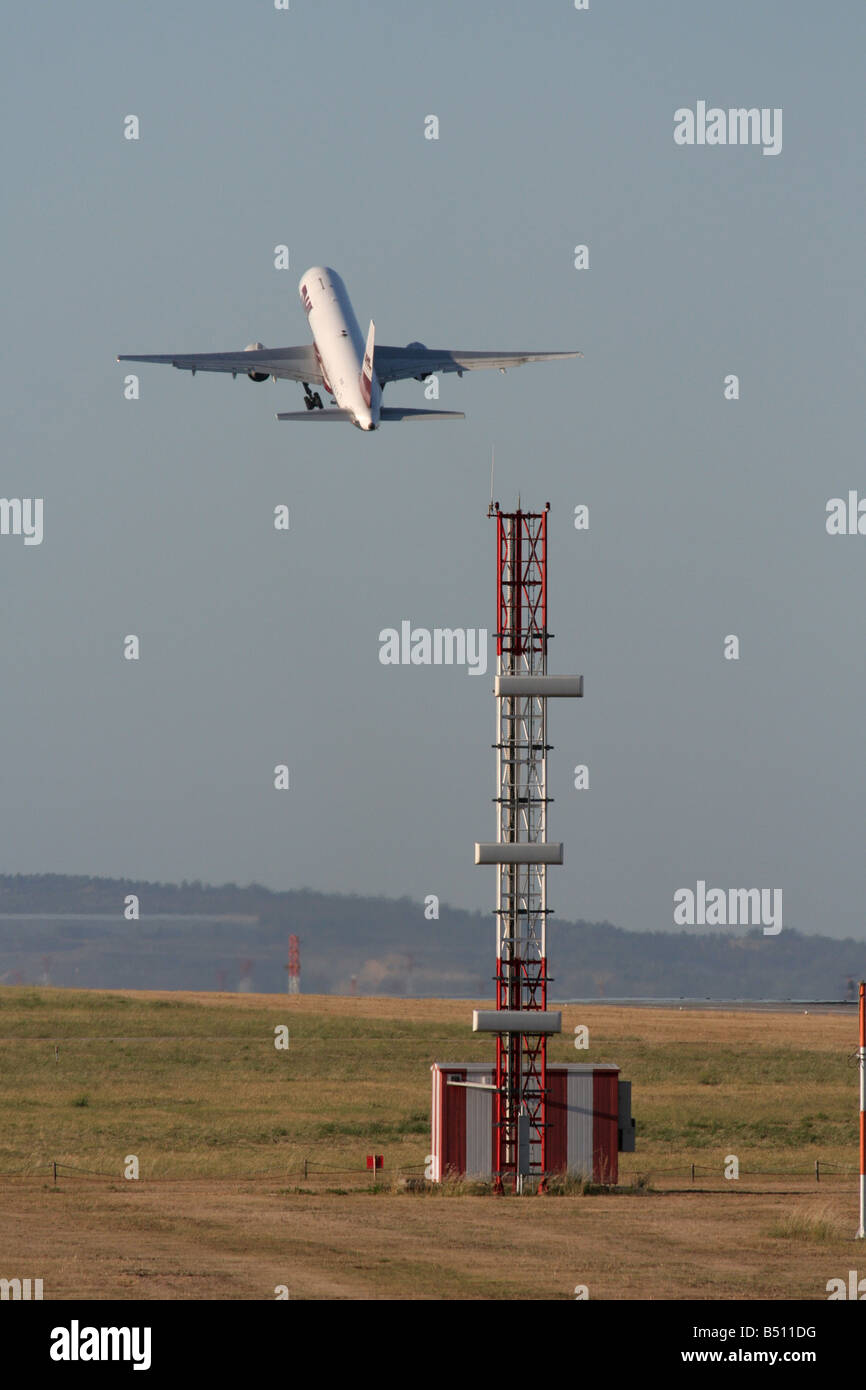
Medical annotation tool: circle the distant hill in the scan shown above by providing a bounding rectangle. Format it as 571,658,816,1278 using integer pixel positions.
0,874,862,999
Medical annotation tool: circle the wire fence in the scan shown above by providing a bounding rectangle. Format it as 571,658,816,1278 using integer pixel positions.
649,1160,856,1180
0,1158,858,1189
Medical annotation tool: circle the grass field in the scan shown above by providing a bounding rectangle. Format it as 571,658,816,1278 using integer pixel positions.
1,986,862,1299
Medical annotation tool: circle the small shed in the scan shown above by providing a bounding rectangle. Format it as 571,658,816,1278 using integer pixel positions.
430,1061,633,1183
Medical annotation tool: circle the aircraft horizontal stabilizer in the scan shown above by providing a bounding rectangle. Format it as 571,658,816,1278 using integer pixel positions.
378,407,465,421
275,410,354,421
275,407,465,423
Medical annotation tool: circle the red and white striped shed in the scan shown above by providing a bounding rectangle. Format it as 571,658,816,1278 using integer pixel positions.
430,1061,621,1184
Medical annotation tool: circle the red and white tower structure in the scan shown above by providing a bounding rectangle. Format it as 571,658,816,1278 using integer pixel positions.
857,980,865,1239
430,502,633,1188
474,502,583,1190
287,934,300,995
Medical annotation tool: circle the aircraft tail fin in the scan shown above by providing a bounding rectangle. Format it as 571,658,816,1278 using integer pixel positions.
361,320,375,406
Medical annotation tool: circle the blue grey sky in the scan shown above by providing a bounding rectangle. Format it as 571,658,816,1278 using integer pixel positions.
3,1,865,938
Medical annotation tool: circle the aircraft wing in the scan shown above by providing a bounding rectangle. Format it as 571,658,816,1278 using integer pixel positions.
374,346,580,385
116,345,323,384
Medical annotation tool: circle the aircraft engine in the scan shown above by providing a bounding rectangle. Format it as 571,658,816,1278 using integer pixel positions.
406,340,431,381
245,342,269,382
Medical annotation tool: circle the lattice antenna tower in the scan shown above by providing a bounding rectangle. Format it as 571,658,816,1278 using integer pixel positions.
475,502,583,1190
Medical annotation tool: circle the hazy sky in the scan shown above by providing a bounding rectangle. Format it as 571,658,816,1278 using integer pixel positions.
3,2,865,939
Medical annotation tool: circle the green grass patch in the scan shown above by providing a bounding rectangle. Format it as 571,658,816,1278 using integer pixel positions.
0,987,858,1184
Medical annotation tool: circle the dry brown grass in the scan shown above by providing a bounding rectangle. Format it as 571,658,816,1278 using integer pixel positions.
2,1177,860,1301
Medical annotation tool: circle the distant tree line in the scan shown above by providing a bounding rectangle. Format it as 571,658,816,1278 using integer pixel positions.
0,875,862,999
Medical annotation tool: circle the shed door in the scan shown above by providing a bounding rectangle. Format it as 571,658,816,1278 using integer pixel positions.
442,1070,466,1176
592,1070,619,1184
545,1068,568,1174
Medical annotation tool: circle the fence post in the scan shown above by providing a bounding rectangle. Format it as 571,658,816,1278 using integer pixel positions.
690,1163,695,1184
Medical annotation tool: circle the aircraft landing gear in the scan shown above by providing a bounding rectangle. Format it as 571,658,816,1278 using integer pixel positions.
302,383,324,410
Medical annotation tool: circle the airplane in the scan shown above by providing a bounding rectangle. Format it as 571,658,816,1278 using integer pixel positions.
118,265,580,431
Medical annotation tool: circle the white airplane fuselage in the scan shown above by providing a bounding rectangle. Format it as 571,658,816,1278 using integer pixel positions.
300,266,381,430
117,271,580,426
